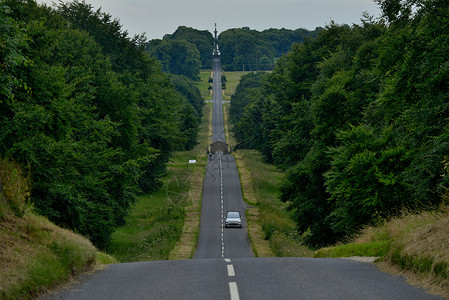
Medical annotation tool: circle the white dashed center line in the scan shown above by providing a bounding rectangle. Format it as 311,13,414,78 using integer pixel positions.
227,264,235,277
229,282,240,300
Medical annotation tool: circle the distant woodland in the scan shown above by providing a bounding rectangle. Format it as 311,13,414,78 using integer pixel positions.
146,25,319,75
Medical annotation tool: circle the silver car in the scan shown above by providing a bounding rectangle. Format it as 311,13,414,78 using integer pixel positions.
225,211,243,228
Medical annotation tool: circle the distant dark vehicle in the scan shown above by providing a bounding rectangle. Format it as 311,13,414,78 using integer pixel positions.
224,211,242,228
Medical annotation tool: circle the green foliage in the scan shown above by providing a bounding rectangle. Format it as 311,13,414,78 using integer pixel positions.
325,125,410,236
166,26,214,69
0,0,200,248
108,167,189,262
0,158,29,219
0,3,29,101
171,74,203,118
219,27,318,71
314,241,390,258
147,39,201,80
230,2,449,247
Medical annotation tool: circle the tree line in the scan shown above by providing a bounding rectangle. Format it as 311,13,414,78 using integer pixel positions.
230,0,449,247
0,0,202,248
219,27,318,71
145,26,319,78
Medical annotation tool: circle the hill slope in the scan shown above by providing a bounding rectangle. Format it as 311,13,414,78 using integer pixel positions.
0,158,113,299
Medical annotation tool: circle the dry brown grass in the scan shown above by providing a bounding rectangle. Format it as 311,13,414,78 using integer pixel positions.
234,151,274,257
353,207,449,298
168,166,203,260
0,212,97,298
378,260,449,299
386,209,449,298
1,214,35,295
0,158,30,219
223,71,251,97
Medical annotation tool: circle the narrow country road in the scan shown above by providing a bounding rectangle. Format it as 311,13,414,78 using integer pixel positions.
46,49,443,300
194,57,253,259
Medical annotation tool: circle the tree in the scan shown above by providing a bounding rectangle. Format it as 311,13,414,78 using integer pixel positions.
0,3,29,102
0,0,200,248
171,74,203,118
218,27,318,71
147,39,201,80
167,26,214,69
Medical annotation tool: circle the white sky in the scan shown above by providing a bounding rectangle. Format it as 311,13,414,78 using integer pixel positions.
37,0,381,40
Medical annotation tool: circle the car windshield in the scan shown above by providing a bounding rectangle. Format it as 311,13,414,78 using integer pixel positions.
227,212,240,218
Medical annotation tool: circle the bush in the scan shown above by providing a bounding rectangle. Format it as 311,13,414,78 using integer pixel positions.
0,158,29,219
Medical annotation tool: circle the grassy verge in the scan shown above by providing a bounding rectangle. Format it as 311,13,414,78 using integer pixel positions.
1,212,93,299
0,159,115,299
232,149,313,257
197,70,213,100
222,71,251,100
313,208,449,298
314,241,390,259
108,103,211,262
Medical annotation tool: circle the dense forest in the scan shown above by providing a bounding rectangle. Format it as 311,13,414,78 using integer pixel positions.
230,0,449,247
146,26,319,75
219,27,318,71
0,0,202,248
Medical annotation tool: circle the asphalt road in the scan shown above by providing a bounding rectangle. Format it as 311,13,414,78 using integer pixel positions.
211,58,226,143
48,258,441,300
195,57,253,259
46,57,443,300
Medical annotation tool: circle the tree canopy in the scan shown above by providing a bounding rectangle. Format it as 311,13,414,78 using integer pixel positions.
147,39,201,80
166,26,214,70
146,25,318,74
230,1,449,247
219,27,319,71
0,0,201,248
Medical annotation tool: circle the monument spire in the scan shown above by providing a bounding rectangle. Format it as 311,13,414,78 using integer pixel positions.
213,23,220,58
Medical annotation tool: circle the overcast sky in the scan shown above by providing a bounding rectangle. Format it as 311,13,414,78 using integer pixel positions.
38,0,382,40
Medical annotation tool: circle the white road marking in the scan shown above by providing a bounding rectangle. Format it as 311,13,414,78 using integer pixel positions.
229,282,240,300
224,258,231,263
227,264,235,276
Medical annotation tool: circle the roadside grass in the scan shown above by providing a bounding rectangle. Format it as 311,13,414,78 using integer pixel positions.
222,71,251,100
108,102,211,262
0,158,113,299
106,185,186,262
377,208,449,297
197,70,213,100
314,241,391,259
1,212,98,299
313,207,449,298
232,149,313,258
